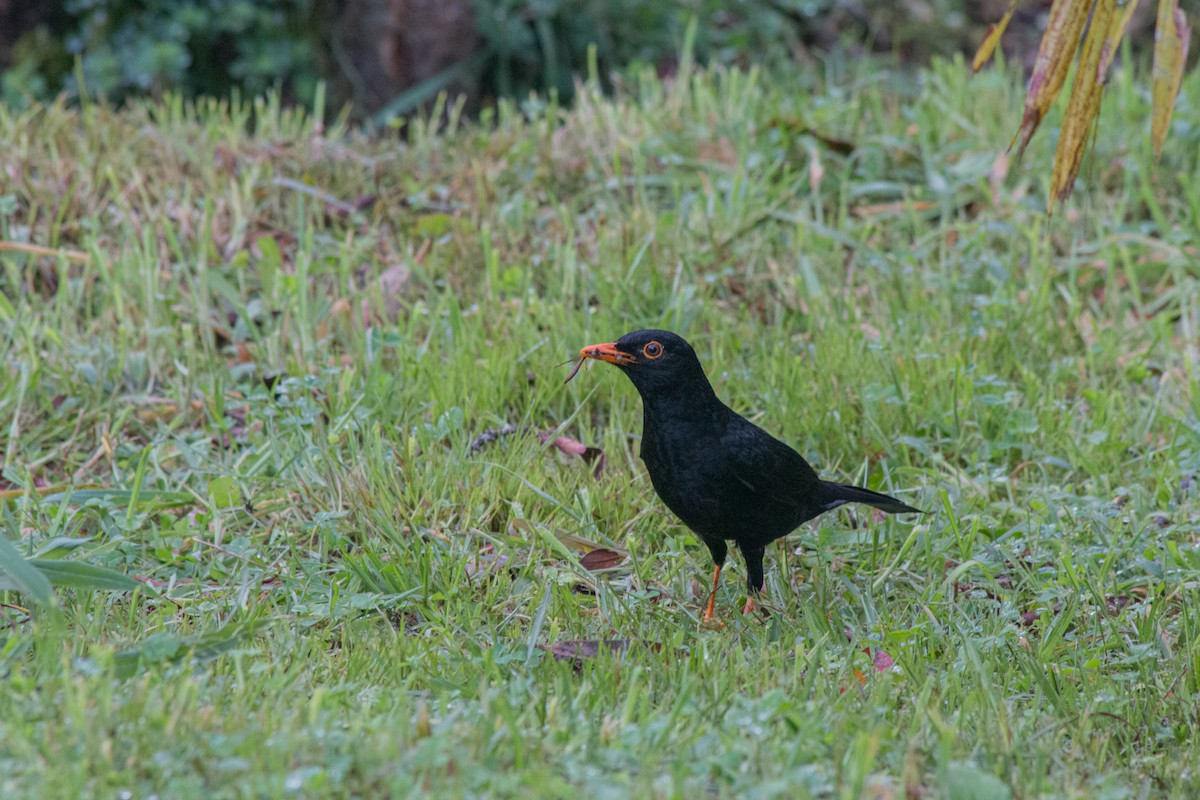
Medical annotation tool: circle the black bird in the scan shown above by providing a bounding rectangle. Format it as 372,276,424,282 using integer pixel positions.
575,329,920,622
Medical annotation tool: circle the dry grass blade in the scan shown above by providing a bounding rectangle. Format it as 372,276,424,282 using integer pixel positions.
1151,0,1192,158
1015,0,1094,158
1099,0,1143,76
1050,0,1117,208
0,241,90,263
972,0,1019,73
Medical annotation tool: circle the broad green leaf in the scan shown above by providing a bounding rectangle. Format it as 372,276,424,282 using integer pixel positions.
35,536,95,558
112,622,257,679
28,559,147,593
972,0,1018,73
39,489,196,510
944,763,1013,800
1152,0,1191,158
415,212,454,238
1,484,97,503
207,476,242,509
0,533,54,608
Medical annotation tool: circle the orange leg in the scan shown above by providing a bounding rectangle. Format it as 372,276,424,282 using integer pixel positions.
742,596,758,615
702,563,722,623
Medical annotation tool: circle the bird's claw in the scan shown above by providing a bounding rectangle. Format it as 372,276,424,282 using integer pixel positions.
701,593,725,628
742,596,771,620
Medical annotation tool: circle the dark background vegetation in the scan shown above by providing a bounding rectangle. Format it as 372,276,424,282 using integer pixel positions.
0,0,1161,121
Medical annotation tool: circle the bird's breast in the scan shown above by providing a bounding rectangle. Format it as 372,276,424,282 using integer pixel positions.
638,422,730,537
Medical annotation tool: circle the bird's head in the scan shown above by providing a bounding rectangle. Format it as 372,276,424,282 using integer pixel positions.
577,329,713,399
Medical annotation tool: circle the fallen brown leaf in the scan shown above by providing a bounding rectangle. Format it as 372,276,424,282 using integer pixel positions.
539,431,606,478
1106,595,1133,615
541,639,632,661
464,549,511,581
579,548,625,571
324,194,377,221
539,639,667,669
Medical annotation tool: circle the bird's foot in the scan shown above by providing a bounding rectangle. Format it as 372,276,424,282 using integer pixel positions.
701,599,726,628
742,596,771,619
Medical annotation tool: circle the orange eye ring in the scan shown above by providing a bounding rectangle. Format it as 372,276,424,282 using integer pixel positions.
642,341,664,359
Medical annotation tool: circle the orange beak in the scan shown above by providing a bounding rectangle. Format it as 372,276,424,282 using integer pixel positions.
579,341,636,366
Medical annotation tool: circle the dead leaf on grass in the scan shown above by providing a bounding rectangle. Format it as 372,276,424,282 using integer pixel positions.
464,549,512,581
1106,595,1133,615
844,628,897,677
767,117,857,155
579,548,625,571
371,261,411,322
539,431,606,478
539,639,662,668
324,194,378,221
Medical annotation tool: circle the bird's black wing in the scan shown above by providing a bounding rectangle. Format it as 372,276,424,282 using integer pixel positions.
719,414,831,513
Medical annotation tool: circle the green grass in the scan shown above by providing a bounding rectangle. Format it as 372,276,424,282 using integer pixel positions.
1,53,1200,797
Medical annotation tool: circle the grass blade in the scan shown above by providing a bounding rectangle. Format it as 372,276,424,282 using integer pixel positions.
0,508,54,608
39,489,196,510
28,559,148,593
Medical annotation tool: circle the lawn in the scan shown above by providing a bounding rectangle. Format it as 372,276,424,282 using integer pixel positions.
1,53,1200,798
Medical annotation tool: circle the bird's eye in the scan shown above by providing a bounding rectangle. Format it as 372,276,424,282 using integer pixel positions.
642,341,664,359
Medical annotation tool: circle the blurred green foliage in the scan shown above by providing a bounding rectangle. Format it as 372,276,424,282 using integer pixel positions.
2,0,332,109
473,0,802,101
0,0,991,114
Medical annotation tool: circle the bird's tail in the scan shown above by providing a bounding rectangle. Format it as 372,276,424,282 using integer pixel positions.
823,482,922,515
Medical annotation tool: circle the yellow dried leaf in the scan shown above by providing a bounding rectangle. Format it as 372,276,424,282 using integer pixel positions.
1016,0,1094,157
973,0,1019,73
1151,0,1191,158
1050,0,1117,208
1098,0,1142,79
